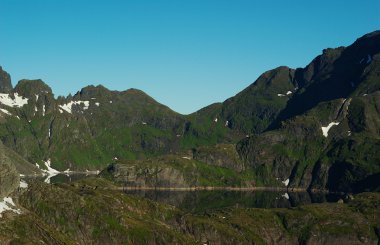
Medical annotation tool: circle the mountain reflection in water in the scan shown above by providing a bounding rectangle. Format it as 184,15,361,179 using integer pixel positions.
124,190,343,213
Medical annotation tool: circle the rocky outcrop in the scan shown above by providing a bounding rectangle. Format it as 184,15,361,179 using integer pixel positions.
0,66,13,93
107,163,189,188
192,144,245,172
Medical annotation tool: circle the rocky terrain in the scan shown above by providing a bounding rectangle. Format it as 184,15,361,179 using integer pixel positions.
0,178,379,244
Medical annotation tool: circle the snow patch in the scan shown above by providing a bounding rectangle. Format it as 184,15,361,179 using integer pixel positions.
0,197,21,217
278,91,293,97
20,180,28,189
282,193,289,200
42,104,45,116
282,179,289,186
95,102,100,106
182,156,191,160
59,101,90,114
225,120,229,127
142,122,147,125
0,93,28,108
35,94,39,101
0,108,11,115
321,122,340,137
214,118,218,123
35,159,60,183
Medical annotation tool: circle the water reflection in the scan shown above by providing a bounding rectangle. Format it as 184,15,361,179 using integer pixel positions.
24,173,95,184
124,190,343,213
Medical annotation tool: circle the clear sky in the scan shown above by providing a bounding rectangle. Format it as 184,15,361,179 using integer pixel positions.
0,0,379,114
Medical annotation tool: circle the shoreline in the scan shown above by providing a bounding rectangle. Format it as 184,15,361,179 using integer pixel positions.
114,186,331,193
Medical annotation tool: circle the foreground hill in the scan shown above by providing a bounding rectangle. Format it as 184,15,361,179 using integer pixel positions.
0,178,379,244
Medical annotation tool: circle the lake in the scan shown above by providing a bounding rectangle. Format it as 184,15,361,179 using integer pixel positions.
27,174,344,213
124,189,344,213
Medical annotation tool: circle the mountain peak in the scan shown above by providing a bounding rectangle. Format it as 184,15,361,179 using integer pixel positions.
13,79,53,97
0,66,13,93
76,85,111,100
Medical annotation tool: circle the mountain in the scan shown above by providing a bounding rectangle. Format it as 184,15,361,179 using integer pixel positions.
0,31,379,194
106,30,380,193
235,31,380,192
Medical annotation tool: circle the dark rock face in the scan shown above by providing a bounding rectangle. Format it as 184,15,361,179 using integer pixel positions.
0,66,13,93
107,163,189,188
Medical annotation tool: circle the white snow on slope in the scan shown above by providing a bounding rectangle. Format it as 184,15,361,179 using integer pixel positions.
282,193,289,200
95,102,100,106
20,180,28,189
59,101,90,114
34,159,60,183
0,197,21,217
0,93,28,108
278,91,293,97
42,104,45,116
282,179,289,186
321,122,340,137
0,108,11,115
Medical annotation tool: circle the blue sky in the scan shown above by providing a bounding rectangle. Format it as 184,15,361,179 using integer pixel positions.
1,0,379,114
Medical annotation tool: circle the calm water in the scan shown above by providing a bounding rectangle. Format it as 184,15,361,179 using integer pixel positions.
29,174,343,212
25,173,95,184
124,189,344,213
